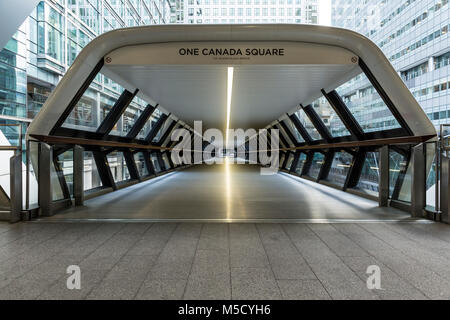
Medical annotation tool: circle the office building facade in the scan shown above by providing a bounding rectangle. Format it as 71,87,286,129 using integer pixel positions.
171,0,319,24
0,0,171,145
332,0,450,129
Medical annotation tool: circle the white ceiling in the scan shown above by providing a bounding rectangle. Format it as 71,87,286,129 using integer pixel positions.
106,64,357,131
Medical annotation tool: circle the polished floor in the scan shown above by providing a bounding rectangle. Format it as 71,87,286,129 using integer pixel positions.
0,221,450,299
44,164,410,221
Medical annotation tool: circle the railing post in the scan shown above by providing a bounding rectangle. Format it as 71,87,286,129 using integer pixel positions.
379,145,389,207
9,150,22,222
440,155,450,223
411,143,426,218
73,145,84,206
38,143,53,216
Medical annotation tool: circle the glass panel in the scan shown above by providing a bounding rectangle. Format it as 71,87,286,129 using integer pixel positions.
138,108,163,139
295,153,307,175
282,119,304,143
356,152,379,197
311,96,350,137
335,70,401,133
308,152,325,179
151,153,161,173
327,151,353,186
389,150,409,200
162,153,171,169
134,152,148,176
295,109,321,140
279,153,285,169
426,143,438,210
56,149,74,197
106,95,149,137
285,153,294,170
62,71,124,132
153,118,172,143
83,151,102,190
51,160,64,201
107,151,130,182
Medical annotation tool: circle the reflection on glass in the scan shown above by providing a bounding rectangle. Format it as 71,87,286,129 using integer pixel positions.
107,151,130,182
356,152,379,196
308,152,325,179
134,152,148,176
285,153,295,170
151,153,161,173
389,150,411,202
62,72,124,132
138,109,162,139
295,153,307,175
282,119,304,143
295,109,321,140
56,149,74,197
83,151,102,190
311,97,350,137
425,143,438,209
335,71,401,133
327,152,353,186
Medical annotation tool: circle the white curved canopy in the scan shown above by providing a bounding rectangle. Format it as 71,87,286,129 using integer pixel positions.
27,24,436,139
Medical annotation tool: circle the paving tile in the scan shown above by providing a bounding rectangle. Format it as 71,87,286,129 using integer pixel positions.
257,224,316,280
184,274,231,300
277,280,331,300
231,267,282,300
135,279,187,300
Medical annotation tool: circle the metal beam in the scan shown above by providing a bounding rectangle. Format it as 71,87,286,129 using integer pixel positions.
278,120,299,147
38,143,53,216
344,149,366,190
301,152,314,176
9,151,22,222
156,120,178,146
73,145,84,206
50,60,104,135
142,150,156,176
156,152,166,172
322,89,365,140
97,89,138,138
126,103,157,139
289,151,300,173
411,144,426,218
317,151,334,181
281,134,435,152
123,150,140,181
145,113,169,143
93,150,116,190
379,145,389,207
301,104,332,142
288,113,312,144
359,59,413,136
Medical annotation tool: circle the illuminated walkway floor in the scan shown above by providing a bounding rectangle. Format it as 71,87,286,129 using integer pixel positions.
0,221,450,299
43,164,410,221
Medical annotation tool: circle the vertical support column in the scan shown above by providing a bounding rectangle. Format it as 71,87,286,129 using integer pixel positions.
39,143,53,216
73,145,84,206
379,145,389,207
9,151,22,222
441,156,450,223
411,143,426,218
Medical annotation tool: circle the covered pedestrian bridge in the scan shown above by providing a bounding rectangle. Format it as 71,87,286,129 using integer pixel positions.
19,24,444,222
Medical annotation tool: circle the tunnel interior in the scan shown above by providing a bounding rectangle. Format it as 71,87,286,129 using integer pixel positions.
25,25,437,221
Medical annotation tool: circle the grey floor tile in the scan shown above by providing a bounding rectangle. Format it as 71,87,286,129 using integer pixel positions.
231,267,282,300
135,279,187,300
184,275,231,300
277,280,331,300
